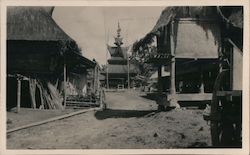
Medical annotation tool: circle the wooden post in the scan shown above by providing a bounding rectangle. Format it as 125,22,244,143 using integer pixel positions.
170,58,176,95
170,22,176,96
106,66,109,89
94,66,97,92
17,79,21,113
158,66,163,95
63,63,67,109
100,89,103,109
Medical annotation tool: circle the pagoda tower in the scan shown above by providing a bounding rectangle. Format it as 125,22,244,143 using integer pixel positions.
104,22,138,89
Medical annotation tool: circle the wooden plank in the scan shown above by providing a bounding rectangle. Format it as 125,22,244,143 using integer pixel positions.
66,101,97,105
216,90,242,97
7,107,100,133
169,93,213,101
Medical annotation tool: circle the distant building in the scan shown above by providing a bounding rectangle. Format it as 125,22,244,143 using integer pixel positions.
103,23,138,89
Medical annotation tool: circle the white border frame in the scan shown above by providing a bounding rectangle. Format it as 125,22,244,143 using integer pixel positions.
1,0,249,154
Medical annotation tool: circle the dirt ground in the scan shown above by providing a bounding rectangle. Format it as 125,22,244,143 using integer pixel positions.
7,90,211,149
7,108,77,130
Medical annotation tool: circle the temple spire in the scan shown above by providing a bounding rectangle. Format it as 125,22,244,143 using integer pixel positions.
114,21,123,46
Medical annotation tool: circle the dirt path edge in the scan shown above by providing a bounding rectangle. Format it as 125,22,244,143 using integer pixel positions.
7,107,100,133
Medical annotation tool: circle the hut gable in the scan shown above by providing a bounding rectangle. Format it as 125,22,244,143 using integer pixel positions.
151,7,219,34
7,6,72,41
134,6,243,52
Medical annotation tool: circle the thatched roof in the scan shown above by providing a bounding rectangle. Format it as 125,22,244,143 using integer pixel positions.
7,6,73,41
134,6,243,51
7,6,96,74
175,20,220,59
151,7,220,33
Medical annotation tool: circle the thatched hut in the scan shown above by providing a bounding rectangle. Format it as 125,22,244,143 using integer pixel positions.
7,6,95,111
134,6,243,108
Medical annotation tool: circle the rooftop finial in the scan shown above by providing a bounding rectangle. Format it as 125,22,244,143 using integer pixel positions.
114,21,123,46
117,21,121,38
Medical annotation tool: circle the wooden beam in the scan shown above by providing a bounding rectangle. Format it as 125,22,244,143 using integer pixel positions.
169,93,213,101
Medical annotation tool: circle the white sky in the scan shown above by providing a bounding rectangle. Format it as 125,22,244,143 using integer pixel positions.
53,7,164,65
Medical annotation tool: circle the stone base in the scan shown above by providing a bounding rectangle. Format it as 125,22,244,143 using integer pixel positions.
168,96,180,109
156,94,180,109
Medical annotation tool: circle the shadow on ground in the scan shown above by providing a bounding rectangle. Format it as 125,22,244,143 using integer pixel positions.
95,109,158,120
141,95,208,109
140,95,156,101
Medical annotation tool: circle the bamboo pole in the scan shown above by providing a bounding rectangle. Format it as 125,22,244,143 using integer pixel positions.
127,55,130,89
16,79,21,113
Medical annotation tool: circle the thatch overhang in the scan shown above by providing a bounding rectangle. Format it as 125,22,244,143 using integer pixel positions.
134,6,243,52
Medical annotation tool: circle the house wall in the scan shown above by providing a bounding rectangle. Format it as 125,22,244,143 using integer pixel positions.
7,40,63,74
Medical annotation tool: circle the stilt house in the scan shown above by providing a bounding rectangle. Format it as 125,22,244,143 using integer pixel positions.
134,6,243,107
7,6,95,110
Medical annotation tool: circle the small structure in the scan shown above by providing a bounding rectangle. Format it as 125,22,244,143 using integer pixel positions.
7,6,95,111
103,23,138,89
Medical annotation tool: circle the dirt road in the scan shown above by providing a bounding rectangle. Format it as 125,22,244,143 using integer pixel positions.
7,90,211,149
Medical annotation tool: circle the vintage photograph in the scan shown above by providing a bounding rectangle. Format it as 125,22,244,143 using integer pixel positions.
5,5,244,150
